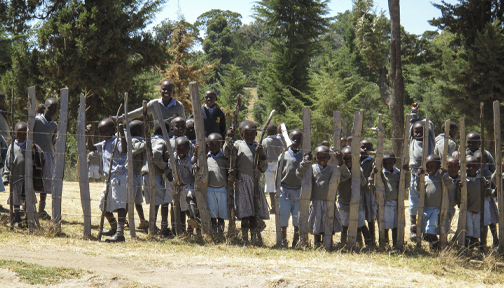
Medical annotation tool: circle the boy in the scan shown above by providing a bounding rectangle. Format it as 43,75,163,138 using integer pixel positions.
128,120,149,230
446,156,460,230
360,139,377,245
415,154,454,249
87,118,128,243
200,90,226,138
87,150,101,182
33,97,59,220
186,118,196,145
3,122,45,227
369,151,409,246
466,131,495,173
434,121,458,160
337,146,370,246
277,129,303,247
408,102,435,240
263,124,284,214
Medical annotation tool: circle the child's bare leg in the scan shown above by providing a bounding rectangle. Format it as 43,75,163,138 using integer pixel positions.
368,221,376,246
490,223,499,246
292,226,299,248
105,208,126,242
269,193,276,214
241,218,249,243
249,216,262,245
341,226,348,244
102,211,117,235
135,204,145,221
357,227,363,245
159,204,172,236
392,228,398,247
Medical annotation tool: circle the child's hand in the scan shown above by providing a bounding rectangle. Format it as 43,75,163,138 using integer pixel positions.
304,151,312,162
412,102,419,111
227,127,235,137
402,164,409,171
229,168,237,177
85,124,93,135
256,144,266,159
418,167,425,175
335,151,343,165
194,143,199,156
485,179,490,188
193,164,200,173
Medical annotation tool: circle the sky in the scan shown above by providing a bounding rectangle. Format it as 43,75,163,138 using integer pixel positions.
151,0,460,36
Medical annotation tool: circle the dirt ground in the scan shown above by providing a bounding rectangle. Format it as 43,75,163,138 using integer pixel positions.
0,181,502,288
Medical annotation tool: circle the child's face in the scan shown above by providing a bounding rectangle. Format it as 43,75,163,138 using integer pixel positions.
208,140,221,155
186,121,195,139
343,153,352,168
413,124,424,140
98,124,115,141
467,161,479,177
447,160,460,178
425,161,440,176
290,132,302,149
15,127,27,143
449,128,458,139
383,158,395,173
341,138,346,147
243,129,256,144
204,92,217,107
160,83,174,101
467,137,480,152
316,152,330,167
176,143,189,158
172,120,186,136
45,102,59,119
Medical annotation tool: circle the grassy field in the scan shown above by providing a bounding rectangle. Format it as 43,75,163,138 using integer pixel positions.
0,181,503,287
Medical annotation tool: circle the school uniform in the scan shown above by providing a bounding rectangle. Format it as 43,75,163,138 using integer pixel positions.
361,156,377,222
170,152,195,212
143,135,172,206
277,148,303,227
337,166,367,229
87,151,101,180
127,136,146,204
460,175,492,238
434,133,457,160
33,114,58,194
206,151,229,219
200,104,227,138
263,135,285,193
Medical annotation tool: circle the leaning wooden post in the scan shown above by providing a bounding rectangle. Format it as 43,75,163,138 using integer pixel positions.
77,92,91,237
280,123,292,148
9,87,15,227
347,110,365,247
494,101,504,252
323,111,342,250
226,95,241,237
396,114,411,249
51,88,68,228
456,118,468,247
372,114,386,247
124,92,136,238
439,120,450,249
275,149,286,246
480,102,487,249
416,114,429,248
142,101,157,237
298,107,312,246
25,86,40,230
189,81,212,236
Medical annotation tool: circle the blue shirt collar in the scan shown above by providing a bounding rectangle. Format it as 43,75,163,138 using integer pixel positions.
208,150,224,159
384,166,400,175
159,98,176,109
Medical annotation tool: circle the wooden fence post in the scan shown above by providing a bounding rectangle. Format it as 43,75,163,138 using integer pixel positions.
456,118,467,247
77,92,91,237
142,101,157,237
9,87,15,227
25,86,40,230
494,101,504,252
226,95,241,238
347,110,365,247
323,111,342,250
373,114,386,247
480,103,487,249
439,120,450,249
298,107,312,246
275,149,285,246
124,92,136,238
416,114,429,248
189,81,212,236
396,114,411,249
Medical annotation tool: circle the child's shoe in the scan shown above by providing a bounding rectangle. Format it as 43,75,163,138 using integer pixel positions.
101,228,117,236
105,233,125,243
137,220,149,230
38,210,51,220
292,227,300,248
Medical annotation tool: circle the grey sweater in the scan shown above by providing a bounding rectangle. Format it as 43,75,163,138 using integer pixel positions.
33,114,58,154
369,167,410,202
224,140,268,178
360,157,374,195
434,133,457,159
87,151,101,167
263,135,284,163
337,166,367,204
409,110,435,167
415,172,454,208
129,136,146,175
207,151,229,187
462,176,492,212
295,162,349,201
278,148,303,188
122,98,185,122
142,135,170,177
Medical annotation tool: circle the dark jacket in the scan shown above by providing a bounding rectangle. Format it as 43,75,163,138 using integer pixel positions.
189,105,227,138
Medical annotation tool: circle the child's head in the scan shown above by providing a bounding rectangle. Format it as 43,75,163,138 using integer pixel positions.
466,155,479,177
240,120,257,144
383,150,396,173
425,154,441,176
346,136,353,146
37,103,45,114
342,146,352,168
340,137,347,147
267,124,277,136
314,145,330,167
185,119,195,140
467,132,480,152
44,98,59,120
160,80,175,102
412,121,425,141
129,120,144,137
175,137,190,158
321,140,330,148
170,117,186,136
154,119,170,136
207,133,223,155
441,121,459,139
447,156,460,178
204,90,217,108
473,149,483,165
360,139,373,159
98,118,115,141
15,121,27,142
289,129,302,150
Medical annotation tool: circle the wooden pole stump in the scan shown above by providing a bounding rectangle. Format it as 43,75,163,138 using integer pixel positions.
298,107,312,246
77,92,91,237
456,119,468,247
439,120,450,249
347,110,365,247
396,114,411,249
416,114,429,248
373,114,386,247
493,101,504,252
124,92,136,237
25,86,40,230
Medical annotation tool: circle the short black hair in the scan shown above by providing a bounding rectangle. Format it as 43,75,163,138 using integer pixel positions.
154,119,170,136
441,121,459,132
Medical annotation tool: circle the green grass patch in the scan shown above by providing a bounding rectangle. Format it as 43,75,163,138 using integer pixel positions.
0,259,85,285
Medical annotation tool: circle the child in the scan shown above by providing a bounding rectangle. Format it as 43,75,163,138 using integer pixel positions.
185,118,196,145
341,138,347,148
466,131,495,173
459,155,491,247
33,97,59,220
338,146,370,246
415,154,454,249
127,120,149,230
87,150,101,182
276,129,303,247
200,90,226,138
225,120,269,244
142,119,173,237
170,116,194,154
87,118,128,243
446,156,460,230
346,136,353,147
434,121,458,160
360,139,377,246
369,151,409,246
3,122,45,226
36,103,45,116
263,124,284,214
200,133,229,237
408,102,435,240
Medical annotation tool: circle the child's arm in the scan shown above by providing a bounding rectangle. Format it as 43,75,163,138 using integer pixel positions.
296,152,312,179
256,143,268,173
442,171,454,192
86,124,97,152
131,139,146,156
119,123,127,154
2,145,11,185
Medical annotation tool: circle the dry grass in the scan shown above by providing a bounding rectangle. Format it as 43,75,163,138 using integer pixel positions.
0,181,503,287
